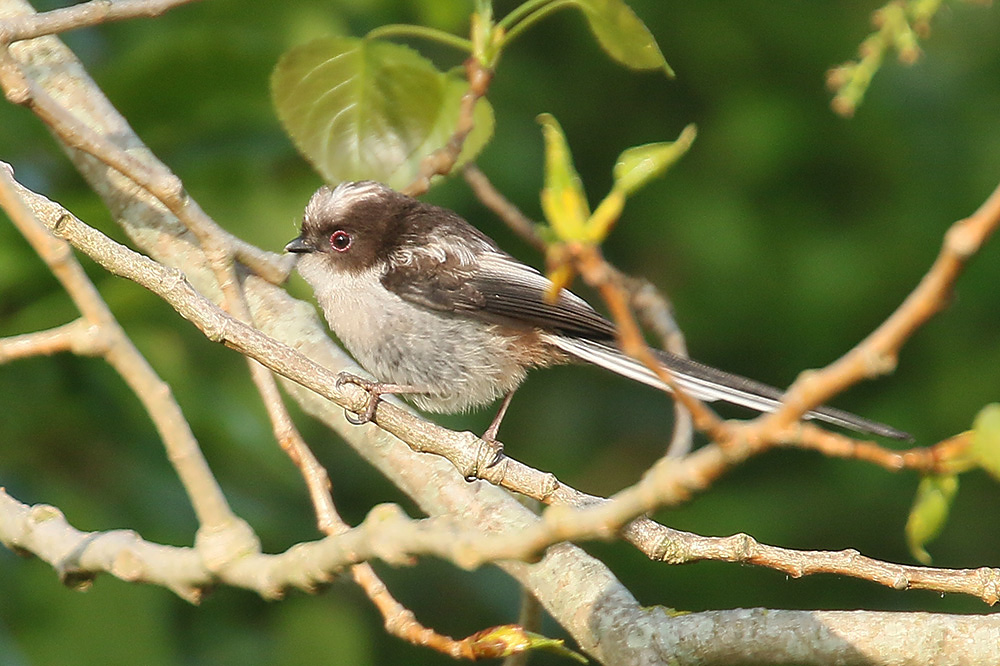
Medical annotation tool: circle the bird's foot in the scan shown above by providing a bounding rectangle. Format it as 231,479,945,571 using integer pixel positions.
335,372,384,425
335,373,427,426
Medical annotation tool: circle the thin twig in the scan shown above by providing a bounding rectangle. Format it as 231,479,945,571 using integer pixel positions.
648,526,1000,603
612,267,695,457
784,426,969,474
403,58,494,197
0,0,200,44
572,243,728,439
0,48,290,285
0,489,211,602
462,164,546,251
0,487,496,601
266,375,476,656
0,319,104,362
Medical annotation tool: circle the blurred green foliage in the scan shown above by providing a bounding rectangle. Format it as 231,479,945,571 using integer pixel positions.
2,1,1000,664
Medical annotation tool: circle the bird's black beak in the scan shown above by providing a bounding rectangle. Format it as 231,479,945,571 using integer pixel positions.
284,236,313,254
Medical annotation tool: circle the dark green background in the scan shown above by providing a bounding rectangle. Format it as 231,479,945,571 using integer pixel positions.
2,1,999,664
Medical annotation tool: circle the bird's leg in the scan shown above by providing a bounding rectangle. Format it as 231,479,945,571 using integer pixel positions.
334,372,424,425
476,391,516,469
483,391,516,443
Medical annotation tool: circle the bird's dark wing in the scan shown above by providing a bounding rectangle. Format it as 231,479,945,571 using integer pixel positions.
380,249,617,339
381,245,912,441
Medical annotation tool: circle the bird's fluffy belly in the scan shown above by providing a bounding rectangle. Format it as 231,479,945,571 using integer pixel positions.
299,257,528,412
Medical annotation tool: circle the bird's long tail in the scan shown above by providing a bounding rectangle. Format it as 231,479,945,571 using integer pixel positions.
542,335,910,440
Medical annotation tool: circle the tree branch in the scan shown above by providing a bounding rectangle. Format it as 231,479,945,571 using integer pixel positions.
4,487,999,665
402,57,493,197
0,318,103,362
0,0,200,44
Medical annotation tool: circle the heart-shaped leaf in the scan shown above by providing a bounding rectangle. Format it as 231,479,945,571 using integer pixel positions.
272,37,493,189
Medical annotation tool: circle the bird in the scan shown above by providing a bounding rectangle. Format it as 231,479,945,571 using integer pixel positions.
285,180,909,443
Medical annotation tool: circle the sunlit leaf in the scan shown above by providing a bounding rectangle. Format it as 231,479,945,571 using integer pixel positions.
545,262,577,301
538,113,590,241
583,125,696,242
272,37,493,189
905,474,958,565
970,403,1000,481
570,0,672,76
468,624,588,663
613,124,697,196
586,190,625,243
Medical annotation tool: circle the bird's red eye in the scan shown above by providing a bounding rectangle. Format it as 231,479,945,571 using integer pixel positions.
330,230,352,252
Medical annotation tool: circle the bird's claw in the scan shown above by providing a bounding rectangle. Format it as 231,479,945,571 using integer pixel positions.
485,451,504,469
334,372,371,391
464,437,505,482
344,408,369,426
336,372,380,426
484,439,505,468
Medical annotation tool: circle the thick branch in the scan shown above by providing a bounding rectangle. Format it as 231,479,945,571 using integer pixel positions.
5,488,999,666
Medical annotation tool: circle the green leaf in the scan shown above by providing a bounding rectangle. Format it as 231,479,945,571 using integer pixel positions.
970,403,1000,480
272,37,493,189
469,624,588,663
538,113,590,241
612,124,697,196
570,0,673,76
905,474,959,565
